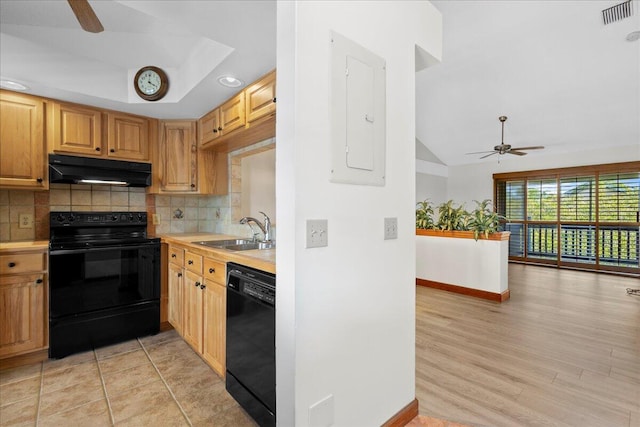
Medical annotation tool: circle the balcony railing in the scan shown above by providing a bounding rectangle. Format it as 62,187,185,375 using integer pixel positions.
505,223,639,269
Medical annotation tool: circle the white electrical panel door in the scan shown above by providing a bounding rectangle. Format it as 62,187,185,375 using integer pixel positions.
346,55,375,171
330,31,386,186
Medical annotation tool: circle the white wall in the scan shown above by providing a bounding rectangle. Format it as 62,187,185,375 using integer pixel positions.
448,144,640,208
276,2,442,426
416,173,447,206
241,149,276,222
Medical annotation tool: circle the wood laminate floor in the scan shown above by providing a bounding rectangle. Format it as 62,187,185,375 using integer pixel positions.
416,263,640,427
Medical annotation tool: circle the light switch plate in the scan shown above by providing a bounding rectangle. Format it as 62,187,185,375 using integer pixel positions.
152,214,160,225
306,219,328,248
309,394,334,427
19,213,33,229
384,217,397,240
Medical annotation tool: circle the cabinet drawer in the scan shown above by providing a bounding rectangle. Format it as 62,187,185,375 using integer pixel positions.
203,258,225,284
169,246,184,266
184,251,203,275
0,253,46,275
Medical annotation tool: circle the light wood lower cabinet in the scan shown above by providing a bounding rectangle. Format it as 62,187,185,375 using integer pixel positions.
167,262,183,334
0,248,48,359
166,244,226,377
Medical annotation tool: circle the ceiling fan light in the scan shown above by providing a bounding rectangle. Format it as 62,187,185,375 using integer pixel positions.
626,31,640,42
217,76,243,88
0,80,29,91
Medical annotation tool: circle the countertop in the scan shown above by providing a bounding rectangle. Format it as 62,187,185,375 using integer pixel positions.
158,233,276,274
0,241,49,252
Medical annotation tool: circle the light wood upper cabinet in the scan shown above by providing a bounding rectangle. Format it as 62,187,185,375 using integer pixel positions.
50,102,103,156
0,248,48,359
157,120,198,192
198,108,221,148
106,112,149,161
0,91,47,190
151,120,228,195
245,70,276,125
219,93,245,135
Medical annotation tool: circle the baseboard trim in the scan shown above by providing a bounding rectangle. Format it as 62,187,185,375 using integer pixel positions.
382,398,419,427
160,321,174,332
0,349,49,371
417,278,510,302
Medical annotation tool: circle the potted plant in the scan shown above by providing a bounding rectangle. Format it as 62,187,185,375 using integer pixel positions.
415,200,436,229
468,199,505,241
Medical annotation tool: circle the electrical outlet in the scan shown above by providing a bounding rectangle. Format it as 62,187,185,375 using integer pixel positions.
152,214,160,225
19,213,33,229
306,219,328,248
384,217,397,240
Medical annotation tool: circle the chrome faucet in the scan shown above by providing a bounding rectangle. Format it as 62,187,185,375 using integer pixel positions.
239,211,272,242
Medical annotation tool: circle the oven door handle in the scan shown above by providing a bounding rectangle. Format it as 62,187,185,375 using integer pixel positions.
49,242,159,255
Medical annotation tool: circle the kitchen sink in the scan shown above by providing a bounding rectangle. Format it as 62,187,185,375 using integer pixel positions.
224,241,276,251
194,239,275,251
195,239,253,248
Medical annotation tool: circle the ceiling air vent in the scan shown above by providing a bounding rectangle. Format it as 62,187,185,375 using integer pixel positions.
602,0,634,25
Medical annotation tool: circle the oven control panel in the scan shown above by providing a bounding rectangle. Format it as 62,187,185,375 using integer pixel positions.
50,211,147,227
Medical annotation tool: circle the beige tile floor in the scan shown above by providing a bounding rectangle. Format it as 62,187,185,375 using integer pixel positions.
0,330,256,427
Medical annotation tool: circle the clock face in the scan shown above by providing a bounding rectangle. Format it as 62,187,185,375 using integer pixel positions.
138,70,161,95
134,66,169,101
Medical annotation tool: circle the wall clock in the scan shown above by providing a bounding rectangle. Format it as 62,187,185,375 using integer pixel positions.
134,66,169,101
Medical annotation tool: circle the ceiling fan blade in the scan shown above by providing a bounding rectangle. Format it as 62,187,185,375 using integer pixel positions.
507,150,528,156
68,0,104,33
509,146,544,151
466,150,496,155
480,152,498,159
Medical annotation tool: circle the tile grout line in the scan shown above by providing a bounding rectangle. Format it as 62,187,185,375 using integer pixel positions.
138,338,193,427
94,349,116,426
34,361,44,427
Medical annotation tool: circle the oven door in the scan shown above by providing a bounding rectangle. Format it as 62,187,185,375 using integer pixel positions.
49,241,160,319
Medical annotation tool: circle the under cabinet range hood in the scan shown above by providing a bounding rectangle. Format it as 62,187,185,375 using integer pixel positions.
49,154,152,187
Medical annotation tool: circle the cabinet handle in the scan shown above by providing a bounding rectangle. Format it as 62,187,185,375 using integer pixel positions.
200,284,206,290
195,281,201,287
213,129,218,133
37,177,43,183
190,184,196,188
188,260,193,265
110,148,115,153
36,278,43,284
273,97,276,103
177,273,182,278
209,268,215,274
171,254,177,258
8,262,16,268
217,126,222,131
95,147,101,152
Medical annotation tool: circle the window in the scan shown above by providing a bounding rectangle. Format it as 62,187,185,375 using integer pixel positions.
494,162,640,274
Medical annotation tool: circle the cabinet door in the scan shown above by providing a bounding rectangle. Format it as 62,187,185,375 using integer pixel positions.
167,263,183,334
0,92,46,189
245,70,276,125
0,274,45,357
51,102,103,156
198,108,221,148
219,93,245,135
183,270,203,353
158,120,197,192
107,113,149,161
202,281,226,377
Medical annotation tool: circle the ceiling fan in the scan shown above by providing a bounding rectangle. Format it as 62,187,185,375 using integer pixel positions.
467,116,544,159
67,0,104,33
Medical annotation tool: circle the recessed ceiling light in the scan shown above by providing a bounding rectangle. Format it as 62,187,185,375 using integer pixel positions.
626,30,640,42
217,76,243,88
0,80,29,91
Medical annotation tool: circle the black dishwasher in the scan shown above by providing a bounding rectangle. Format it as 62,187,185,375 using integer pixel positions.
226,262,275,427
